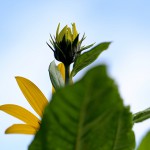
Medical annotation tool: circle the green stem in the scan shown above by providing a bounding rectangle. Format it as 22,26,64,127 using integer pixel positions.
65,64,70,85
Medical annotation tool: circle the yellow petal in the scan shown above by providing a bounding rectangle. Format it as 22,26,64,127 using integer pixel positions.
57,63,65,80
5,124,37,134
58,25,67,42
72,23,78,40
66,27,72,42
15,76,48,117
0,104,40,128
52,63,65,93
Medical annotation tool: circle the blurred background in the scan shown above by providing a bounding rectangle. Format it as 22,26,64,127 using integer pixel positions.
1,0,150,149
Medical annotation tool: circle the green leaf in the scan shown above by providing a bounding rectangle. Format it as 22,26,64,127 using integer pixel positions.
29,65,135,150
71,42,111,77
48,61,64,90
137,131,150,150
133,107,150,123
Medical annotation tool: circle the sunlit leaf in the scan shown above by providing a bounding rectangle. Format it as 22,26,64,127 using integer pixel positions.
71,42,111,77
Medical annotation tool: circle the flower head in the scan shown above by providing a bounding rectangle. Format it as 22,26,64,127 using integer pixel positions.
47,23,94,66
0,77,48,134
0,63,65,134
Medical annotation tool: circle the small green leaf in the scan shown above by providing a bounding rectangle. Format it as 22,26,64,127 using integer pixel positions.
29,65,135,150
71,42,111,77
133,107,150,123
137,131,150,150
48,61,64,90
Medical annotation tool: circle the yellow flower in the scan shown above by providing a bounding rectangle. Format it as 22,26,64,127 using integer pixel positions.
0,63,65,134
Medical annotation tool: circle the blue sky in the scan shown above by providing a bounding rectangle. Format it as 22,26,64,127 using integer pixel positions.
1,0,150,149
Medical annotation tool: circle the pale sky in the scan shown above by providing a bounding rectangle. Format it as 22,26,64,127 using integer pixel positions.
1,0,150,149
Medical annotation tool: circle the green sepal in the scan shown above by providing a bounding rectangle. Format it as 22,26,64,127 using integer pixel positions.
80,43,95,51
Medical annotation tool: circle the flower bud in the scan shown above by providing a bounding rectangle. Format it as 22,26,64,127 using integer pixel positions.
47,23,93,66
